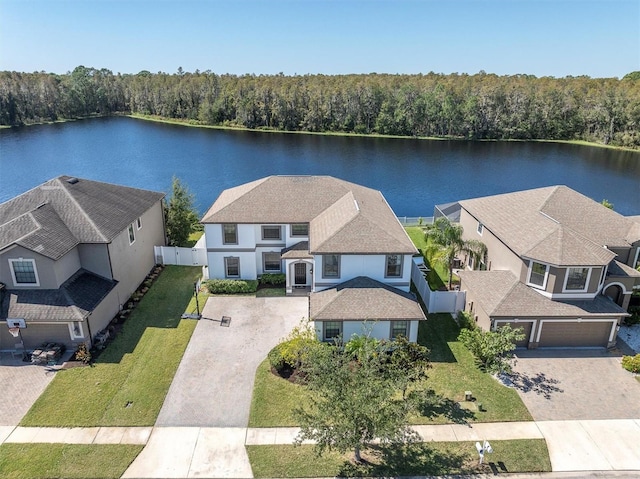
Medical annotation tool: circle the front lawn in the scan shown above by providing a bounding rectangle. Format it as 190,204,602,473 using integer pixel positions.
0,444,143,479
21,266,202,427
246,439,551,477
247,314,532,427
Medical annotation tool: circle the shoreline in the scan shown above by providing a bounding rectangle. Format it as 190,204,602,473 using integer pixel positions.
3,113,638,152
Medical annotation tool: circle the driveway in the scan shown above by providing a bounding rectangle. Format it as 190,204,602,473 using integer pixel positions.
509,348,640,421
0,353,62,426
155,296,308,427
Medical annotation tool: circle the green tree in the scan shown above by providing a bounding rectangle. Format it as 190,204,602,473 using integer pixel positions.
458,325,525,374
164,176,199,246
601,198,614,210
424,217,487,290
294,336,423,463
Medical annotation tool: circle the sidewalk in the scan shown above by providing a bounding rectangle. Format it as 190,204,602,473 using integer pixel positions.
2,419,639,477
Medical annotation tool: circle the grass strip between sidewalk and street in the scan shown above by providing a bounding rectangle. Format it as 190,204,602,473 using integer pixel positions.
21,265,202,427
0,444,143,479
246,439,551,477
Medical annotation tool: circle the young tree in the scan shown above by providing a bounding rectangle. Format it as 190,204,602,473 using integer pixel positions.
458,325,525,374
424,217,486,290
294,336,425,463
164,176,199,247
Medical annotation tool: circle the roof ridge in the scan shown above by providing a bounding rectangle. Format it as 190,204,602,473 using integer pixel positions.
54,178,108,242
522,222,559,260
1,210,40,245
488,272,521,316
311,191,359,252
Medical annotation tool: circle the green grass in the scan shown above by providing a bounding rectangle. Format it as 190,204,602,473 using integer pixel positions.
256,287,286,297
247,314,532,427
405,227,458,290
249,359,308,427
21,266,202,427
0,444,143,479
246,439,551,477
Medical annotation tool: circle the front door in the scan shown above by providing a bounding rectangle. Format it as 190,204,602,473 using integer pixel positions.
294,263,306,285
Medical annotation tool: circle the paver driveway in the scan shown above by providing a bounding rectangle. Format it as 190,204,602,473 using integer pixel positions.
156,296,308,427
509,348,640,421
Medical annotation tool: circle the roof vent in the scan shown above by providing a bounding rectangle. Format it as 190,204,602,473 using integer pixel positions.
66,177,79,184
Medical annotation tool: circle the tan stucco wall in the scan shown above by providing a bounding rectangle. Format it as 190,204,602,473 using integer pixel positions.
78,243,112,279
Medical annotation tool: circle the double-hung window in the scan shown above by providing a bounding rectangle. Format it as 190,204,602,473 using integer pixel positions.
261,225,282,241
224,257,240,278
223,224,238,244
323,321,342,341
322,254,340,278
9,258,39,286
390,320,409,339
128,224,136,244
527,261,548,289
385,254,402,277
564,267,590,292
263,252,282,272
290,223,309,237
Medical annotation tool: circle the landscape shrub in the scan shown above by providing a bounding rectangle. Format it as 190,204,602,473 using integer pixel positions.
456,310,476,330
73,343,92,364
204,279,258,294
623,306,640,325
259,273,286,286
621,354,640,373
267,343,287,371
269,320,318,375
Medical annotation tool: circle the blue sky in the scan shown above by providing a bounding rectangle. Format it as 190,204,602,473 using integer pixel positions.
1,0,638,78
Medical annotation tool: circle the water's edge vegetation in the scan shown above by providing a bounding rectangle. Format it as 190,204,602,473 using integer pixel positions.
2,67,639,149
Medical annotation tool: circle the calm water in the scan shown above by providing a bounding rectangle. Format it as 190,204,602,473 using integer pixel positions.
1,117,639,215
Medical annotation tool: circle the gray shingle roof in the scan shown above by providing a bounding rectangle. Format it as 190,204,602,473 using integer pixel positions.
202,176,417,255
281,241,313,259
310,276,426,321
459,186,633,266
0,176,164,259
459,270,627,318
1,269,118,322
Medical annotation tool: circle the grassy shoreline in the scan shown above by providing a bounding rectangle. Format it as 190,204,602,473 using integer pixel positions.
3,113,636,152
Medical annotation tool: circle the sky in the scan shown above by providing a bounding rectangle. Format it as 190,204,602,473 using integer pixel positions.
0,0,638,78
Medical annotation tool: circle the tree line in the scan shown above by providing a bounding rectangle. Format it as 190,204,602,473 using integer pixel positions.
2,66,639,148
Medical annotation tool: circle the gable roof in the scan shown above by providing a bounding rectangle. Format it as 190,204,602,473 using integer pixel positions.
0,176,164,260
310,276,426,322
458,186,634,266
202,176,417,255
459,270,627,318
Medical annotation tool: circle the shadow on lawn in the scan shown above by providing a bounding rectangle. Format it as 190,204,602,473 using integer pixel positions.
337,442,473,477
418,313,459,363
418,389,476,424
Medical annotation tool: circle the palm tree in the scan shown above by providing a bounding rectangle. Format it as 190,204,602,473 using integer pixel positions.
424,217,487,290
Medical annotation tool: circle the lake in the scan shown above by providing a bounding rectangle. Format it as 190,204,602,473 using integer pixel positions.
1,117,639,216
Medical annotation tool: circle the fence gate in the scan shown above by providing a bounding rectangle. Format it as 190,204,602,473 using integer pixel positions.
154,246,207,266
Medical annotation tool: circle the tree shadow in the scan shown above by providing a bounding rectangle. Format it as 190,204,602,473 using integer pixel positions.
337,442,475,477
417,389,476,424
501,371,563,399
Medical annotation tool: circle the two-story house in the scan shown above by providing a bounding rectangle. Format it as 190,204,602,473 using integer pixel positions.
451,185,640,348
0,176,165,351
201,175,425,342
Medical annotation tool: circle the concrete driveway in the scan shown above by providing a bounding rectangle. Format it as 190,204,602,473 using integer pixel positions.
156,296,308,427
509,349,640,421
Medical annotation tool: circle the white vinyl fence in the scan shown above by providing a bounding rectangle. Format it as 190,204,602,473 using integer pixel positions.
154,246,207,266
411,256,465,314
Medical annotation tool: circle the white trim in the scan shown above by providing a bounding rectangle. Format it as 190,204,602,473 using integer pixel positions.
526,260,549,290
634,247,640,269
136,216,142,230
128,223,136,245
476,222,483,236
8,258,40,287
68,321,84,340
603,282,629,295
532,288,599,300
535,318,618,344
494,319,536,345
562,267,592,293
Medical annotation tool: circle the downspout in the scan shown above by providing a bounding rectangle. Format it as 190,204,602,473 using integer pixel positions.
85,312,94,349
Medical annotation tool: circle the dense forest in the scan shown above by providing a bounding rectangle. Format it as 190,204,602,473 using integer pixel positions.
1,66,639,148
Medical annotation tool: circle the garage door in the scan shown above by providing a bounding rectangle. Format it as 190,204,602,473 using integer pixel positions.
496,321,532,348
538,321,613,348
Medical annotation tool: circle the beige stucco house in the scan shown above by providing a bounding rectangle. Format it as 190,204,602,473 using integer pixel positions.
452,185,640,348
0,176,165,351
201,175,425,342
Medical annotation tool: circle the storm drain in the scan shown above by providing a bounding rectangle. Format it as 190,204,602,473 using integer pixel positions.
221,316,231,327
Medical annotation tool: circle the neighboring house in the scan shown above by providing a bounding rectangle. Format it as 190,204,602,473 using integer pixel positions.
0,176,165,351
201,175,425,342
450,185,640,348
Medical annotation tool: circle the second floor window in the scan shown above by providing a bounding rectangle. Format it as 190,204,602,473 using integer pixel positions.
9,258,39,286
528,261,548,289
290,223,309,236
565,267,590,291
223,224,237,244
128,224,135,244
262,225,282,240
386,254,403,277
323,254,340,278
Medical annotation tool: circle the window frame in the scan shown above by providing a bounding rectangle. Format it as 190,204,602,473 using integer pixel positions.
526,260,549,290
222,224,238,245
477,222,484,235
136,216,142,230
322,254,340,278
68,321,84,340
290,223,309,237
562,266,592,293
385,254,403,278
390,320,409,339
323,321,343,341
263,252,282,272
224,257,240,278
128,223,136,245
261,225,282,241
8,258,40,287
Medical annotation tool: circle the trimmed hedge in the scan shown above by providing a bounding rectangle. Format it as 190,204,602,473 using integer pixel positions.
259,273,286,285
621,354,640,374
204,279,258,294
